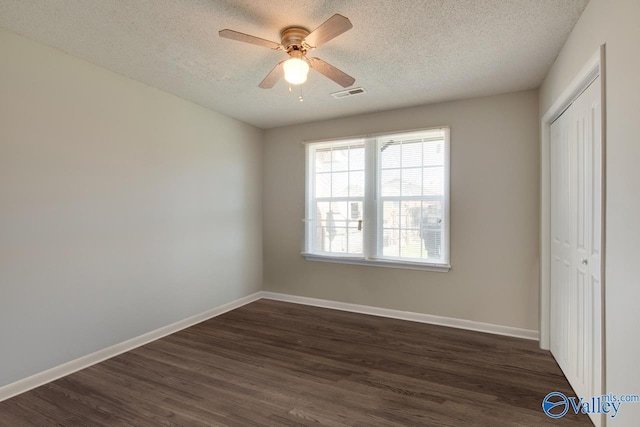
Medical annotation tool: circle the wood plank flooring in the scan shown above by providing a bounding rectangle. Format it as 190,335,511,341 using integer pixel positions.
0,299,591,426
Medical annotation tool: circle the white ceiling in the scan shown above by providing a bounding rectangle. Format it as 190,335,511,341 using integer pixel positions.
0,0,588,129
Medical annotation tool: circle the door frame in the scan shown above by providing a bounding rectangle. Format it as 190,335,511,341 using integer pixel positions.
540,43,606,393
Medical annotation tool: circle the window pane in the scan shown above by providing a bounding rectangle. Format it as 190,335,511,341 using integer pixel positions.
349,171,364,197
324,203,345,253
314,226,325,251
315,149,332,172
316,202,331,222
331,172,349,198
400,228,422,259
401,168,422,196
382,201,400,229
349,147,365,170
382,201,400,257
382,229,400,257
423,140,445,166
423,167,444,196
381,169,400,196
380,142,401,169
393,200,422,259
402,140,422,168
347,228,363,254
331,148,349,171
401,201,422,230
315,173,331,198
330,201,348,220
420,202,443,260
314,201,331,253
325,227,347,253
314,201,362,255
348,201,363,221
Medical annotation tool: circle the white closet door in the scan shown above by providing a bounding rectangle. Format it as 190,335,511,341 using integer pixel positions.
571,76,603,407
550,76,602,426
550,104,571,375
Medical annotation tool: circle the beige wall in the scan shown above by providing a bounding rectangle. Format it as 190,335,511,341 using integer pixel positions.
0,29,263,387
540,0,640,424
264,90,540,331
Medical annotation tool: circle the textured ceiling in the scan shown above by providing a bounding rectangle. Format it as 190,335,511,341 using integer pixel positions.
0,0,589,129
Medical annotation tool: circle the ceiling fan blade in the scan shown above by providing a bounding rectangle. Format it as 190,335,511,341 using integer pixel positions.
307,57,355,88
259,61,285,89
303,14,353,48
219,29,282,50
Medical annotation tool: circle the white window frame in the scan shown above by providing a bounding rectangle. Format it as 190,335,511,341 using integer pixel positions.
303,127,451,272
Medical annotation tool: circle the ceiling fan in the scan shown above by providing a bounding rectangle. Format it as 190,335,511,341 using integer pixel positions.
219,14,355,89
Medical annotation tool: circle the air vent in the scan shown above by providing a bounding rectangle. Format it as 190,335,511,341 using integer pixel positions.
331,87,366,99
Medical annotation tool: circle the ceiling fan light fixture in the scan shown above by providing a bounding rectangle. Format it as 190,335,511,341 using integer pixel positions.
283,57,309,85
220,14,354,89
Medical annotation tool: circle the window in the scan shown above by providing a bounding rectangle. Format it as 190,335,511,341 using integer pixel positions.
304,127,450,271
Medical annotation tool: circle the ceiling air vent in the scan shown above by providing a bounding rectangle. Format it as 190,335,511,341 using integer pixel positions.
331,87,366,99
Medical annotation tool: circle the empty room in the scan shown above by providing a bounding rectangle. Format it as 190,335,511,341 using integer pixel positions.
1,0,639,426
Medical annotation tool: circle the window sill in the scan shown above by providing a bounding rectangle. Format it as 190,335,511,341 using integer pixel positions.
301,253,451,272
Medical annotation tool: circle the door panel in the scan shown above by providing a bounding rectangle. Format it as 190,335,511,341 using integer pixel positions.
550,102,572,374
549,76,602,427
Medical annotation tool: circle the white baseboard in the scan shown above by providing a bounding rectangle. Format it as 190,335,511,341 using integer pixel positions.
261,292,539,341
0,291,262,403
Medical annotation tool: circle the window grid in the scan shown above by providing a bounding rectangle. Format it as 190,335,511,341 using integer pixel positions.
305,128,449,269
312,144,365,255
378,137,445,262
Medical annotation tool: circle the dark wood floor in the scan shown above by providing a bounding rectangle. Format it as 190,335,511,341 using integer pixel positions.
0,299,591,426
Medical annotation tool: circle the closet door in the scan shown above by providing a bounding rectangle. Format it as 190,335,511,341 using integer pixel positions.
550,76,602,426
571,76,602,406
